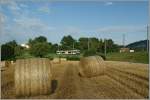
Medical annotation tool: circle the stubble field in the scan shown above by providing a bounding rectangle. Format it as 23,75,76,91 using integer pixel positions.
1,60,149,99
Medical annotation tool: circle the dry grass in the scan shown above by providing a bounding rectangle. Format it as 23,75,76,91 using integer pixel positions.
1,60,149,99
15,58,52,97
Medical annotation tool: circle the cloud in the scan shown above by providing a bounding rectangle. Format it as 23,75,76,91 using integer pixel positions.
0,0,20,10
105,2,113,6
38,4,51,14
2,16,55,43
13,16,55,34
0,0,55,44
0,12,6,24
0,12,7,33
96,25,146,33
0,0,22,16
20,3,28,8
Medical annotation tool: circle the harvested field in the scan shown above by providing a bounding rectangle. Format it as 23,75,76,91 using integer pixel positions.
1,59,149,99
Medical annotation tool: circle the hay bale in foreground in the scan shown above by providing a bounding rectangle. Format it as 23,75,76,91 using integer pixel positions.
0,61,5,71
15,58,52,97
0,61,11,71
79,56,106,77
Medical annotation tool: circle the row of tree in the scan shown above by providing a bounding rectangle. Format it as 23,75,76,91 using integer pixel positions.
1,35,121,60
59,35,120,53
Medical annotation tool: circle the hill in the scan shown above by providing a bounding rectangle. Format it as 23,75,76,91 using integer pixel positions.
126,40,149,51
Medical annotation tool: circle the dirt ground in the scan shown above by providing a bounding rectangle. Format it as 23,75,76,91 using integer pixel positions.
1,61,149,99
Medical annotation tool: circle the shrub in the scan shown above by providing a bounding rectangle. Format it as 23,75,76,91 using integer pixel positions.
66,56,80,61
83,49,106,60
30,42,50,57
83,49,97,57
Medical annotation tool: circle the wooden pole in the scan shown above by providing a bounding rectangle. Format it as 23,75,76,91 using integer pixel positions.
88,37,90,50
104,39,107,57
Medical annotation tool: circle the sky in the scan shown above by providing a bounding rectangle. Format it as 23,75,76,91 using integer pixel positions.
0,0,148,45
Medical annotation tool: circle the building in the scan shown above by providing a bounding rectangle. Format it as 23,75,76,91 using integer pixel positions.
21,43,30,49
56,49,80,55
120,48,130,53
129,50,135,53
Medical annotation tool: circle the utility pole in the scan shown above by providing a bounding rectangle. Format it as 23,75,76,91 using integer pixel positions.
104,38,107,57
123,34,125,47
58,45,59,51
73,42,74,50
88,37,90,50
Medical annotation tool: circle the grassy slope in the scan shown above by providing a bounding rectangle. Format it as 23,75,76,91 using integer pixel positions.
106,52,149,64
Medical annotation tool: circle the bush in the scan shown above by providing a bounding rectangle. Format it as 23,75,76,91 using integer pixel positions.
30,42,50,57
83,49,106,60
83,49,97,57
1,44,15,61
66,56,80,61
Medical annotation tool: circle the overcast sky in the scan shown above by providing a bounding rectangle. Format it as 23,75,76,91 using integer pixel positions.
0,0,148,45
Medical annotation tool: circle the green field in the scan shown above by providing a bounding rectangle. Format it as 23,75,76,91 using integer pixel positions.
16,51,149,64
106,52,149,64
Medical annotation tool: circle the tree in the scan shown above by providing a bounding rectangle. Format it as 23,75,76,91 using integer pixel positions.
49,43,58,53
34,36,47,43
1,40,18,60
6,40,17,48
97,39,103,53
30,42,50,57
78,37,88,52
28,36,47,47
14,45,24,56
106,39,114,52
28,36,50,57
89,37,99,52
51,44,59,53
60,35,76,50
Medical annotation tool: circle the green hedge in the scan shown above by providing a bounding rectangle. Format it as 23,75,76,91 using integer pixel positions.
66,56,80,61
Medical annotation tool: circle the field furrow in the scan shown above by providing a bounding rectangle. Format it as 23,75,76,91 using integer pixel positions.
106,69,149,98
105,61,149,79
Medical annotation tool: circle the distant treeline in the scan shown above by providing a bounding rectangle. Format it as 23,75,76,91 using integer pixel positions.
1,35,147,61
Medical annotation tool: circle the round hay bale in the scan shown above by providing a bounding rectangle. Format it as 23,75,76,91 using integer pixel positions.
60,58,67,61
52,58,61,64
15,58,52,97
79,56,106,77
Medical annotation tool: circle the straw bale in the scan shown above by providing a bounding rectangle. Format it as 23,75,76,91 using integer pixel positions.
79,56,106,77
15,58,52,96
